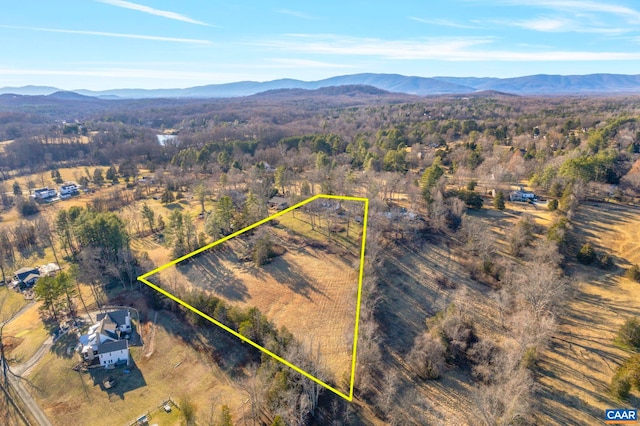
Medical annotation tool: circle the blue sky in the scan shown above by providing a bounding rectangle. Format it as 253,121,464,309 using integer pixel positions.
2,0,640,90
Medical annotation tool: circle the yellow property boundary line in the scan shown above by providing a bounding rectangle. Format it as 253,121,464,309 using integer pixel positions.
138,194,369,401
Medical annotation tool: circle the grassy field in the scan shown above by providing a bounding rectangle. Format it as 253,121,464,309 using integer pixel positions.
28,312,247,426
0,139,14,153
535,202,640,425
4,301,49,364
150,201,365,394
0,286,28,321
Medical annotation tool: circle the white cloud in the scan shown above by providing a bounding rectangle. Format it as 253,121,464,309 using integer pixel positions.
515,17,568,31
259,33,640,62
96,0,214,26
503,16,627,34
260,34,494,60
0,25,212,45
409,17,478,29
502,0,640,22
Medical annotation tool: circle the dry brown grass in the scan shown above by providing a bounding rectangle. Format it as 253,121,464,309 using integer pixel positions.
4,302,49,364
0,287,28,321
363,198,561,424
535,202,640,425
0,139,14,153
152,209,363,393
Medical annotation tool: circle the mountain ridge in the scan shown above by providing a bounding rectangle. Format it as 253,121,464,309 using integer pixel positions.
2,73,640,99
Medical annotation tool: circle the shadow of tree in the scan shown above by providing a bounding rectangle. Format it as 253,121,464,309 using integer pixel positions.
51,331,78,359
179,249,249,302
265,256,326,300
88,357,147,401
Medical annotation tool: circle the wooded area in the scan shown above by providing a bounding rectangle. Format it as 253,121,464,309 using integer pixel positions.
1,88,640,425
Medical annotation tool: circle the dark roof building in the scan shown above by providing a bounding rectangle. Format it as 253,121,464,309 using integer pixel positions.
268,196,289,210
96,339,128,355
13,267,40,287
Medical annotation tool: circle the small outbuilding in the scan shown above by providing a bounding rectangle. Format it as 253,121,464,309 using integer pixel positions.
268,196,289,210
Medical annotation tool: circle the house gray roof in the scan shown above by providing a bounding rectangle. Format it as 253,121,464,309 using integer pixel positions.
15,267,39,281
96,309,129,327
269,196,289,205
98,316,118,340
97,339,128,355
34,187,54,194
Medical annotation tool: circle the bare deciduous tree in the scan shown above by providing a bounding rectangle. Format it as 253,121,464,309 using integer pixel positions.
470,367,534,426
408,331,447,380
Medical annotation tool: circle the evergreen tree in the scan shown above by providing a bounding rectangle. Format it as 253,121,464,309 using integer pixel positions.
493,190,505,210
420,163,444,202
161,188,175,204
216,196,234,234
12,181,21,196
106,165,118,183
141,203,155,232
93,168,104,186
51,169,63,184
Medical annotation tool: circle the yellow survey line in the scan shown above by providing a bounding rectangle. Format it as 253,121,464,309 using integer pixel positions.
138,194,368,401
349,197,368,401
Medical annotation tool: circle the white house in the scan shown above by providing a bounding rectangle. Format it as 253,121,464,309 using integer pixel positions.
59,182,80,196
79,309,131,367
509,187,536,202
98,340,129,367
33,187,56,199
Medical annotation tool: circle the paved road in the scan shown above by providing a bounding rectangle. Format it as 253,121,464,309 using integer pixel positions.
3,304,140,426
7,372,52,426
13,336,54,377
0,301,34,327
2,301,52,426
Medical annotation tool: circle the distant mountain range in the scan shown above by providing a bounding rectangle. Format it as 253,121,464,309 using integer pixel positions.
2,73,640,99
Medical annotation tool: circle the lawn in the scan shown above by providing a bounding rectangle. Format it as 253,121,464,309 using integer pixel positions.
28,312,248,426
4,301,50,364
0,287,28,321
